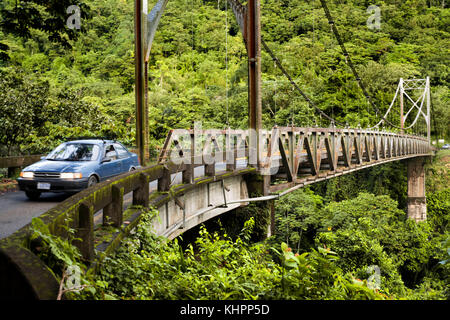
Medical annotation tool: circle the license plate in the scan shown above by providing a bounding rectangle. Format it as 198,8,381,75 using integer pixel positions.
37,182,51,190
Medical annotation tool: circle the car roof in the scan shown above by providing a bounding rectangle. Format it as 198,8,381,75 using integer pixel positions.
66,139,118,145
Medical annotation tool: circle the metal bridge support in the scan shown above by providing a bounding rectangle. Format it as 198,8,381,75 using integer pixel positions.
135,0,148,166
247,0,262,170
407,156,428,222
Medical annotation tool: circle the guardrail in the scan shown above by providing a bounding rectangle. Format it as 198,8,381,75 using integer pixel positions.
0,164,163,299
0,131,251,299
0,155,43,177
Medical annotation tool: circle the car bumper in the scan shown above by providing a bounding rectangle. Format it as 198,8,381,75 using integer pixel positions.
17,177,89,193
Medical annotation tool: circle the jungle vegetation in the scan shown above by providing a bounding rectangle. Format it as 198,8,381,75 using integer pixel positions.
0,0,449,156
1,0,449,300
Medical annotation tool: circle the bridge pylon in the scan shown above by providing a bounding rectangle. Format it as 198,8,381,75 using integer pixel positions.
398,77,432,222
407,156,428,222
396,77,431,143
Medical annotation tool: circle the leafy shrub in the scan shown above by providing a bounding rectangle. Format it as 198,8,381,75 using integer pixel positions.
275,191,447,299
427,188,450,234
270,188,324,252
82,212,385,300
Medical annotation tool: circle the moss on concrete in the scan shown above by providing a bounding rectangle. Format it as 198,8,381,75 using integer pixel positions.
0,163,258,298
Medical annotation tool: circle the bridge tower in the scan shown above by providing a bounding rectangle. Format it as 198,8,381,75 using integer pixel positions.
247,0,263,171
134,0,148,166
398,77,432,222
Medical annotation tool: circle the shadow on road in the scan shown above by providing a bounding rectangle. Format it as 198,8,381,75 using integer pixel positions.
25,192,73,203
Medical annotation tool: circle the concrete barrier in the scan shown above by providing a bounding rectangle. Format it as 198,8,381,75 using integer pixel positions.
0,155,43,177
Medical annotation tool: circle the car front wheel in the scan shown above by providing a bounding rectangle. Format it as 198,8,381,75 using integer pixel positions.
25,191,41,200
87,175,98,188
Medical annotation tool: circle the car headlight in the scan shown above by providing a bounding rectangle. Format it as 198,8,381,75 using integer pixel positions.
20,172,34,178
60,172,83,179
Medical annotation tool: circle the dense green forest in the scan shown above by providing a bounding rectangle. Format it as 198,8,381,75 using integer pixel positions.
0,0,449,157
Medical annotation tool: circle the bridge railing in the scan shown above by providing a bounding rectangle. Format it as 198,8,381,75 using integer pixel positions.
0,135,252,299
0,163,162,298
0,155,44,177
158,128,250,185
156,127,433,206
263,127,432,192
158,127,432,193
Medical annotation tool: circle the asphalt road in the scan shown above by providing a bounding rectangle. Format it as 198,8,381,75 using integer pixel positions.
0,160,251,239
0,189,137,239
0,191,72,239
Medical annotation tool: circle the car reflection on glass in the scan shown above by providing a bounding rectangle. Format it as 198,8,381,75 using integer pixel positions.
17,139,141,200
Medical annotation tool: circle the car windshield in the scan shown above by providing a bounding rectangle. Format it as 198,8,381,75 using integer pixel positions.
46,143,100,161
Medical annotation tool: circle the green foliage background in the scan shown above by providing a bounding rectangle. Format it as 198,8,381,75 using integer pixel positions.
0,0,449,156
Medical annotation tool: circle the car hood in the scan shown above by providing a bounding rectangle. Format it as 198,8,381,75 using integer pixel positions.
23,160,86,172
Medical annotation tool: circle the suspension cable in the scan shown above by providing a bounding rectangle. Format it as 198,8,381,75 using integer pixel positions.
274,60,278,125
261,38,345,126
225,0,230,127
318,0,404,130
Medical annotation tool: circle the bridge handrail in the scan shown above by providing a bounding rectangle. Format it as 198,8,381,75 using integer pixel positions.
0,163,161,298
0,154,44,170
0,138,252,299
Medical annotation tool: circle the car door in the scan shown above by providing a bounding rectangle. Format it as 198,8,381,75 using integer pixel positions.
113,143,131,173
98,144,122,180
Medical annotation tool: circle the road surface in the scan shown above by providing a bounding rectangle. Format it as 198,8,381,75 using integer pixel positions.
0,191,72,239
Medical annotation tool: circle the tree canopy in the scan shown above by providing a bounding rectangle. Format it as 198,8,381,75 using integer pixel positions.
0,0,448,154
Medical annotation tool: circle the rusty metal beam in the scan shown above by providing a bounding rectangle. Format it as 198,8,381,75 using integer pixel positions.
135,0,147,166
247,0,262,170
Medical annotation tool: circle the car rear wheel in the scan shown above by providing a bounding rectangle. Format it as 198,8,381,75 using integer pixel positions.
87,175,98,188
25,191,41,200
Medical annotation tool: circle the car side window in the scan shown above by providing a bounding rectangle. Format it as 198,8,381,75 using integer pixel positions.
104,145,118,160
113,143,129,159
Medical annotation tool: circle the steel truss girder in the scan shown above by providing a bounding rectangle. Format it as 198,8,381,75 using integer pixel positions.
158,127,432,193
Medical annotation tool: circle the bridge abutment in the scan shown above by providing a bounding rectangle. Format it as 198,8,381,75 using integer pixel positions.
407,156,428,222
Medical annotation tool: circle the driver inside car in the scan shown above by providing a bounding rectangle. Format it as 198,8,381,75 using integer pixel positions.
105,145,118,160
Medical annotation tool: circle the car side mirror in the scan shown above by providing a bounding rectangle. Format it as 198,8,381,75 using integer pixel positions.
101,158,112,163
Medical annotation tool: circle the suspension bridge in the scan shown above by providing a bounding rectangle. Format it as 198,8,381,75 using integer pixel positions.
0,0,434,299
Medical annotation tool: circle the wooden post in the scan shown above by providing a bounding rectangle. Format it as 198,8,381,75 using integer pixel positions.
288,126,295,179
205,136,216,176
158,167,171,192
103,185,124,227
182,131,195,184
226,130,236,171
74,202,94,263
133,173,150,207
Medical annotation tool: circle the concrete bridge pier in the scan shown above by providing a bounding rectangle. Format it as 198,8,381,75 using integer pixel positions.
407,156,429,222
